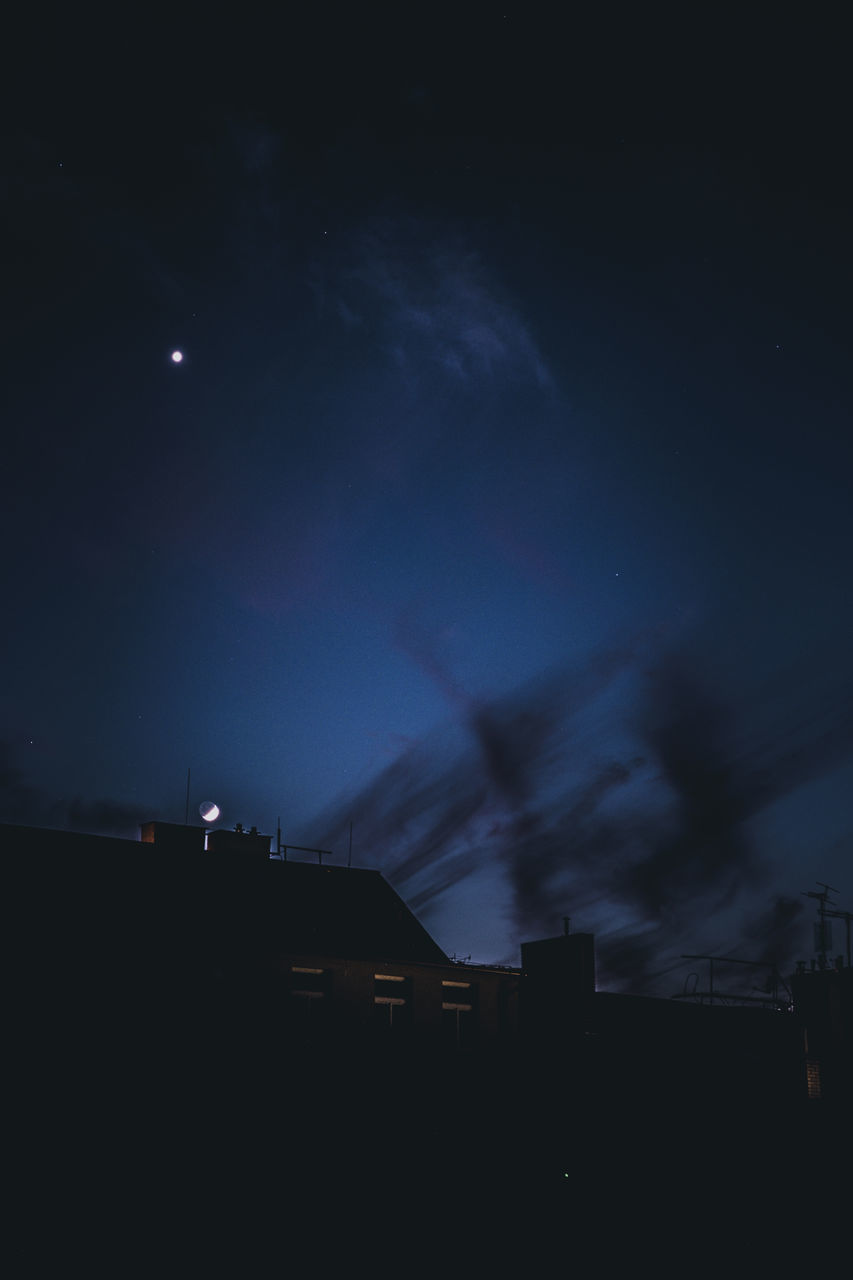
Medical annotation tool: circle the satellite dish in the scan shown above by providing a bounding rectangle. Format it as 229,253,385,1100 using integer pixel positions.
199,801,220,824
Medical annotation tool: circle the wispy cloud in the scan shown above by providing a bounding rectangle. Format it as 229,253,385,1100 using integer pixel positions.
335,222,553,389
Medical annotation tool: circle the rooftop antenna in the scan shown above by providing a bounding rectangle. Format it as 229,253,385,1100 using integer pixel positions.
803,881,851,968
803,882,839,969
347,820,353,869
184,767,191,825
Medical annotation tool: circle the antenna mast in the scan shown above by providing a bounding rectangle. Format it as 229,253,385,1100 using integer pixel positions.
803,881,852,967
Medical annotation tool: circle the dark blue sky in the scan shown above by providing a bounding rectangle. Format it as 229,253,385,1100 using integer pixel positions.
4,10,851,988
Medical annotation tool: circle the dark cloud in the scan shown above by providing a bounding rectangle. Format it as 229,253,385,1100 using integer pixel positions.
0,743,151,839
309,640,852,990
742,895,805,970
60,798,146,839
618,661,755,922
0,748,41,824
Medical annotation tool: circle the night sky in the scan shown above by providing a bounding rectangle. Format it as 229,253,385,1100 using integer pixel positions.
4,10,851,991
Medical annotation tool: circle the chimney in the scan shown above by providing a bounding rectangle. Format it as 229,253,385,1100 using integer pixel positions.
520,932,596,1043
522,932,596,999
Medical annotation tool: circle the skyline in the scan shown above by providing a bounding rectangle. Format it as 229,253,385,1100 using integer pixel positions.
4,11,851,991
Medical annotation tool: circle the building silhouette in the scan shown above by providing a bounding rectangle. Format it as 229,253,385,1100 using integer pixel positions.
7,818,849,1092
6,813,850,1245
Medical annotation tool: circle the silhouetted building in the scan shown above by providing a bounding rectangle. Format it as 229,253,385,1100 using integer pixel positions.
4,818,845,1136
200,839,521,1058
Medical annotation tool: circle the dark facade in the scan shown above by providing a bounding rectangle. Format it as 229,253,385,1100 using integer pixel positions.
7,816,848,1188
6,818,841,1100
8,816,848,1267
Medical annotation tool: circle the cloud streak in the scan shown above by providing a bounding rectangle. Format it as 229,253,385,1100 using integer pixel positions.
309,639,852,991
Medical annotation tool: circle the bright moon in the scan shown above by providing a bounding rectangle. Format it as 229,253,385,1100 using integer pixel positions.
171,350,183,364
199,801,220,823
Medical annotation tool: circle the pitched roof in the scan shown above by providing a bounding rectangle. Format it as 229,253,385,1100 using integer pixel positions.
203,853,449,963
1,823,448,966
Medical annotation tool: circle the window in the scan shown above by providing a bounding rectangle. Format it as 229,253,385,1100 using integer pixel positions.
289,966,331,1034
806,1058,822,1100
374,974,411,1033
442,979,476,1049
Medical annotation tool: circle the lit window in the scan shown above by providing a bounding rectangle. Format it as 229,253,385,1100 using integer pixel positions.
374,975,411,1032
806,1059,822,1100
442,979,477,1049
289,966,331,1033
